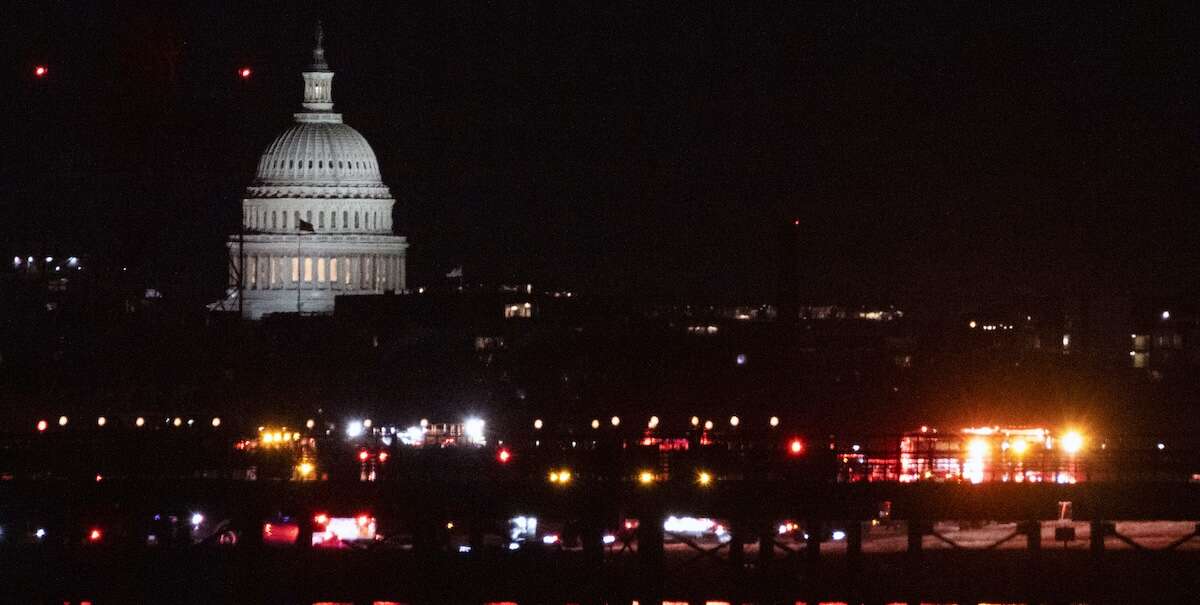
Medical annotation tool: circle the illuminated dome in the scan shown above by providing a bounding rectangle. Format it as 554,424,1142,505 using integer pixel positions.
217,22,409,320
249,122,387,194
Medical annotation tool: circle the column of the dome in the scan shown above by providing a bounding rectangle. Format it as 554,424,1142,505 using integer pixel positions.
399,254,407,292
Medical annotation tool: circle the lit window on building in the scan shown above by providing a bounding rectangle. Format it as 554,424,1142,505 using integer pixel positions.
504,303,533,319
304,257,313,282
1131,351,1149,368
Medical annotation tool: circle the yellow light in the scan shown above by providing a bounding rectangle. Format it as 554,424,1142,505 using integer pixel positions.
591,419,600,429
292,432,301,441
362,419,372,428
446,522,454,529
273,431,283,443
548,471,559,483
611,416,620,427
969,320,977,329
729,415,739,427
559,470,571,483
1061,430,1084,455
648,415,659,429
1010,438,1029,455
97,416,106,427
211,417,221,428
173,417,182,427
967,438,990,458
533,418,543,430
769,416,779,427
58,416,68,426
262,433,274,444
305,418,315,429
703,420,714,430
638,470,654,485
135,417,145,427
296,461,314,477
697,471,713,486
690,416,700,427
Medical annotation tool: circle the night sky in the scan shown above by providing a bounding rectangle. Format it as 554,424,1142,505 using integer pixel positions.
3,4,1198,310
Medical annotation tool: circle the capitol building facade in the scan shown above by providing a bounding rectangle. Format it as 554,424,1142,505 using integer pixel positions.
224,28,407,320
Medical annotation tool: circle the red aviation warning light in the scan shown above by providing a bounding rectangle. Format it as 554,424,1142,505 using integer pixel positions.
34,65,47,78
788,438,805,456
496,447,512,464
238,67,252,79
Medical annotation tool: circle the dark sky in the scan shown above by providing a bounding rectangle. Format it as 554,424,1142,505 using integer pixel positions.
2,3,1199,308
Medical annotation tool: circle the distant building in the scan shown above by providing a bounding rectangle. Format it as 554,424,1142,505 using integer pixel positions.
219,24,408,320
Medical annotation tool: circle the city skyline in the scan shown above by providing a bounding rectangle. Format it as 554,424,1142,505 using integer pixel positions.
4,4,1200,308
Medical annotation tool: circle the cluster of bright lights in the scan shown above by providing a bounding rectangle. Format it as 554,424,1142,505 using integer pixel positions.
696,470,713,486
637,470,655,485
463,417,487,445
296,461,316,478
261,428,302,445
547,469,572,484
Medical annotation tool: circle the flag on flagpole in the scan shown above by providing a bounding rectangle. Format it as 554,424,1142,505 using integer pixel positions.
446,266,463,278
297,219,315,232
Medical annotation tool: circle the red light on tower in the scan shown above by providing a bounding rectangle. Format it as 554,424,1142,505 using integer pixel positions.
497,447,512,463
788,438,805,456
88,528,103,543
34,65,47,78
358,450,370,462
238,67,252,79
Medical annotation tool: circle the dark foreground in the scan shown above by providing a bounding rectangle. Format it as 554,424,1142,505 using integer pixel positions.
4,546,1199,604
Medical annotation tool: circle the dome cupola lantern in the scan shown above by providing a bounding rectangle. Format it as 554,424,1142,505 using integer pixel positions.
301,21,335,114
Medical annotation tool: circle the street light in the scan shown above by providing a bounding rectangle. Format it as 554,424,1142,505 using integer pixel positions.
1061,431,1084,455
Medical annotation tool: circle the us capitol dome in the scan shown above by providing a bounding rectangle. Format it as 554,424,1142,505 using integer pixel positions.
220,24,408,320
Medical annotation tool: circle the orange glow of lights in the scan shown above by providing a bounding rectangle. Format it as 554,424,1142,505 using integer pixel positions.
697,470,713,486
638,470,654,485
1010,438,1029,455
1061,430,1084,455
788,438,805,455
967,437,990,458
